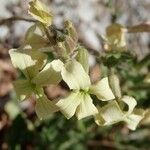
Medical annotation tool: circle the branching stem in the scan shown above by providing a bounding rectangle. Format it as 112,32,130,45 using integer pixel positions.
0,16,36,25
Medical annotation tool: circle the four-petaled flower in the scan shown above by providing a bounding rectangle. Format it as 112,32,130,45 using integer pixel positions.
9,49,58,120
94,75,145,130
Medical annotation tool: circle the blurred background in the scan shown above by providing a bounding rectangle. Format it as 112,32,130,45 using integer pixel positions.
0,0,150,149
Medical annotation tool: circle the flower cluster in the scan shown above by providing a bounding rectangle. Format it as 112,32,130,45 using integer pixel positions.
9,0,144,130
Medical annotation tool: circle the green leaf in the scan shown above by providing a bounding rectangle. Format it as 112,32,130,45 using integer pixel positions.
29,0,53,26
13,79,33,101
9,49,47,79
61,60,91,90
56,92,81,119
90,77,115,101
76,47,89,73
76,93,98,120
32,59,63,86
108,74,122,98
35,95,59,120
95,100,124,126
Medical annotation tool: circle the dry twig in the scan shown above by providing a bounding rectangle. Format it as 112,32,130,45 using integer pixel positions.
0,16,36,25
127,22,150,33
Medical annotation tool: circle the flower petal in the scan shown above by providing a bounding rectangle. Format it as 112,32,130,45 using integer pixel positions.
25,33,49,49
29,0,53,26
95,96,144,130
95,100,124,126
56,92,81,119
121,96,137,115
9,49,47,79
76,93,98,120
35,96,59,120
13,79,33,101
124,109,145,130
61,60,91,90
32,59,63,86
106,23,126,50
90,77,115,101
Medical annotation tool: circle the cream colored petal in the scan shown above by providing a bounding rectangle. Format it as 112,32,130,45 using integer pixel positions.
56,92,81,119
25,33,49,49
90,77,115,101
29,0,53,26
95,101,124,126
140,109,150,125
9,49,47,79
121,96,137,115
61,60,91,90
124,109,145,130
76,93,98,120
13,79,33,101
35,96,59,120
106,23,126,48
32,59,63,86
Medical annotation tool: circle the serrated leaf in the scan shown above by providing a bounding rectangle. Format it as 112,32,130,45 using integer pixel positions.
9,49,47,79
29,0,53,26
32,59,63,86
13,79,33,101
61,60,91,90
76,93,98,120
90,77,115,101
76,47,89,73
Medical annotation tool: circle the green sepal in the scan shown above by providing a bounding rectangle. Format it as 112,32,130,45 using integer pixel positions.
76,47,89,73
